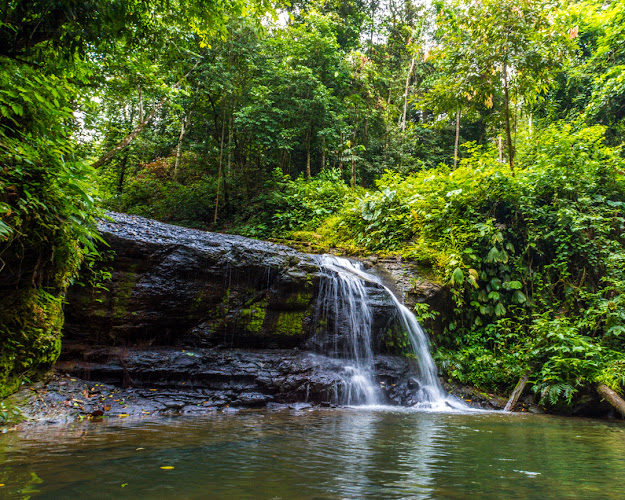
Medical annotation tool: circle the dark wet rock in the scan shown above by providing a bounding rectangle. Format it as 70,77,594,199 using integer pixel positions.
52,342,424,411
46,213,433,417
65,212,324,349
13,348,422,422
65,212,396,351
373,258,450,340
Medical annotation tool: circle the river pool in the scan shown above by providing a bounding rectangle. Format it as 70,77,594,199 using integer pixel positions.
1,407,624,499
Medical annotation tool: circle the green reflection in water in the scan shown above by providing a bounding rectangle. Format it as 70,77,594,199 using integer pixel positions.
0,408,624,499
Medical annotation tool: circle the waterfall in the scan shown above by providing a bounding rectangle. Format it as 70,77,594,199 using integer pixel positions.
314,254,463,409
314,255,379,405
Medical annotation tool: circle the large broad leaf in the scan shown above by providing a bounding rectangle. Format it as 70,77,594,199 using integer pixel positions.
451,267,464,285
486,246,499,263
512,290,527,304
494,303,507,317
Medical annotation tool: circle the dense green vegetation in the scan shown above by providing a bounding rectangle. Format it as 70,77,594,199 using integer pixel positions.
3,0,625,412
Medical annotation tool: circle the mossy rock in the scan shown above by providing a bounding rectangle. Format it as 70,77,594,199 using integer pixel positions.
274,310,307,336
112,265,137,321
239,298,268,334
0,286,66,399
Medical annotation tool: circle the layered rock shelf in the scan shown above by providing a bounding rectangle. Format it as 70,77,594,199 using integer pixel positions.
57,212,422,412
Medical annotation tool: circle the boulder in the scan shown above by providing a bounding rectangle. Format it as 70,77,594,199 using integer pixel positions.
60,213,412,407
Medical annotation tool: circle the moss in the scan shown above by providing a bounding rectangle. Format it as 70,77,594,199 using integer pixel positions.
285,291,313,307
0,287,66,399
112,265,137,321
274,310,306,336
190,289,213,313
239,298,268,333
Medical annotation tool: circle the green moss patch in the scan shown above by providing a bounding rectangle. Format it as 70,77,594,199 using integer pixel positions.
112,265,137,321
239,298,268,333
274,310,306,336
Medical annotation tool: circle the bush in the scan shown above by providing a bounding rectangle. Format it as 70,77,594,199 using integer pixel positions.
0,59,100,398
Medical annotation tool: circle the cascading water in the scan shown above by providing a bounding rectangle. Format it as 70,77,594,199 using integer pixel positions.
314,255,380,405
314,254,465,410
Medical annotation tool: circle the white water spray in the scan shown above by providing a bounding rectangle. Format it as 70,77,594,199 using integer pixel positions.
315,255,466,410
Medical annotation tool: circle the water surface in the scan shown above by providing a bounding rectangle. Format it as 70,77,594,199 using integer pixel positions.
1,408,624,499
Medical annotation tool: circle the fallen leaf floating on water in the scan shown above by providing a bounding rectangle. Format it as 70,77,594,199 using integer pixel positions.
160,466,175,470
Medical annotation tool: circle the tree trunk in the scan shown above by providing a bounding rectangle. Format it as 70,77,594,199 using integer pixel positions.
338,131,343,175
117,154,129,195
213,116,226,225
91,60,200,170
504,370,531,411
320,135,325,171
138,85,144,125
173,111,192,179
306,129,312,179
401,58,416,132
502,63,514,174
351,128,357,188
498,135,503,163
597,383,625,418
224,115,232,209
91,97,164,170
453,109,461,169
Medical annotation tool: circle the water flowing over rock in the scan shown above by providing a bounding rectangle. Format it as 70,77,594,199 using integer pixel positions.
60,212,461,411
310,255,463,409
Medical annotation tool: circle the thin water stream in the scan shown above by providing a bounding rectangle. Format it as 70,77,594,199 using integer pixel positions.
1,409,624,499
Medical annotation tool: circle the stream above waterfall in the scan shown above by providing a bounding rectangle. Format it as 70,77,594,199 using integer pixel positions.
2,408,624,499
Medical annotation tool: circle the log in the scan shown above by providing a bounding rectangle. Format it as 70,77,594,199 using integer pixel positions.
597,383,625,418
504,370,531,412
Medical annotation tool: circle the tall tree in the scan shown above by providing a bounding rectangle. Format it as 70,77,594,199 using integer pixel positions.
423,0,576,171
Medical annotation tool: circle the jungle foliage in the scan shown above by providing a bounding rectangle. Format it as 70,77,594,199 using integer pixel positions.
4,0,625,411
331,124,625,408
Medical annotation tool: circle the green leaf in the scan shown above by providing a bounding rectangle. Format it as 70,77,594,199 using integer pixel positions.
494,303,506,317
451,267,464,285
512,290,527,304
486,246,499,263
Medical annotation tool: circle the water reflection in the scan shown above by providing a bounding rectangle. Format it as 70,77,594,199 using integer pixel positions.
0,409,624,499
